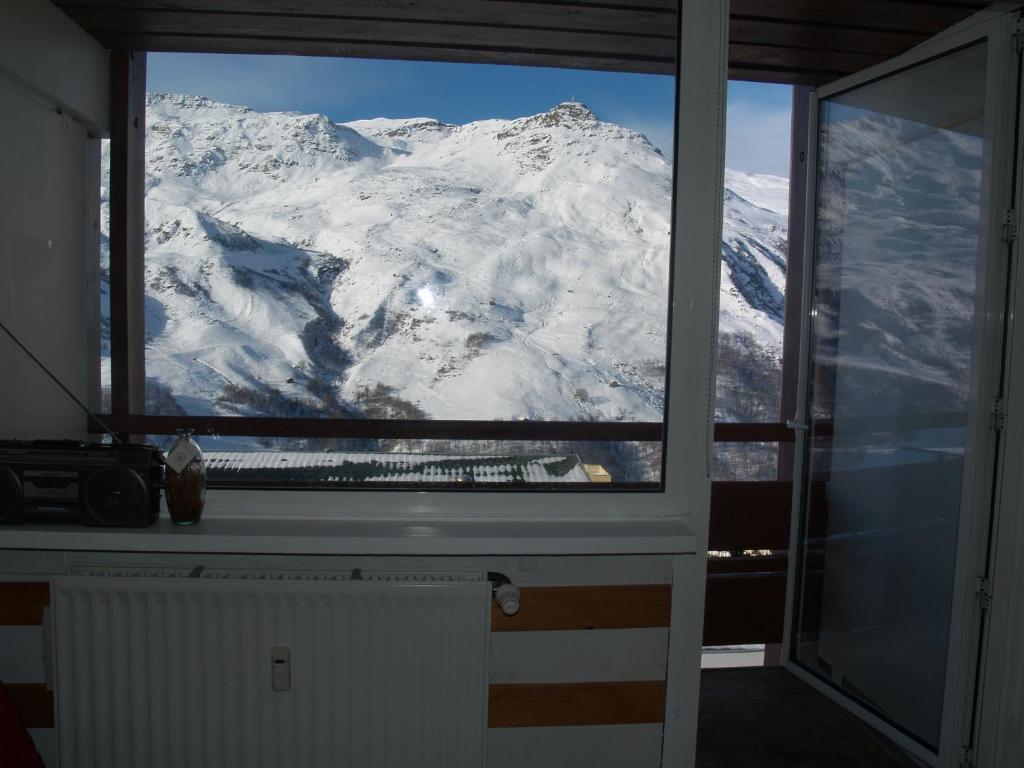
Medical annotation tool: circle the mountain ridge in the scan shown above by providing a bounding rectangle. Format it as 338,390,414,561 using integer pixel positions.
102,95,788,434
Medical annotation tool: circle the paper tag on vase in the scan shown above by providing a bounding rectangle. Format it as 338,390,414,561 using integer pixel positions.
164,438,200,474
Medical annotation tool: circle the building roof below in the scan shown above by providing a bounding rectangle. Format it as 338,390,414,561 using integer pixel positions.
205,450,593,484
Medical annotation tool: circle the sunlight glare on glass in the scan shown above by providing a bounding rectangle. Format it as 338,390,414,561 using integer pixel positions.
416,286,436,309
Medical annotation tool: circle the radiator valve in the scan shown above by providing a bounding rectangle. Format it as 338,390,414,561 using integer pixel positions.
494,583,521,616
487,571,522,616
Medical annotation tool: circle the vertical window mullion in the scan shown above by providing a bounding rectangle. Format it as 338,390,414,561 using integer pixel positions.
108,50,147,440
776,85,814,482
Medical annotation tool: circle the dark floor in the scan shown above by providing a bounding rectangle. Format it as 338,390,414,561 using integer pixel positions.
697,668,922,768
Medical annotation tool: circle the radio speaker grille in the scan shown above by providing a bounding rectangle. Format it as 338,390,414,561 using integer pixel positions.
83,468,147,525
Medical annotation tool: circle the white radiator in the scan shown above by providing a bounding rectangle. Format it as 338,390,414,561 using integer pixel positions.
52,569,490,768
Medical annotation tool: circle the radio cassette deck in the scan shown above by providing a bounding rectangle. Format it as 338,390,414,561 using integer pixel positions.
0,441,163,527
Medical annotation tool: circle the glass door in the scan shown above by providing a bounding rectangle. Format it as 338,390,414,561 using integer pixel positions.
786,16,1019,765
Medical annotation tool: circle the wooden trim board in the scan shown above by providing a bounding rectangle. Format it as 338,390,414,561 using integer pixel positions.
0,583,50,625
491,585,672,631
489,681,667,727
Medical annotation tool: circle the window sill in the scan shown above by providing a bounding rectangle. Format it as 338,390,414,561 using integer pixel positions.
0,517,696,556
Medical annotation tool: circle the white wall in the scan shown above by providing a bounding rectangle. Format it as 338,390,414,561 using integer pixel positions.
0,0,109,130
0,1,109,440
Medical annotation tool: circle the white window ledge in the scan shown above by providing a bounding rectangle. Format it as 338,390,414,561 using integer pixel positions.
0,517,696,556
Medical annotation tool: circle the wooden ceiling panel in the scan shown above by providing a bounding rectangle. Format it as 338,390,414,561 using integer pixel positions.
54,0,993,86
54,0,677,38
730,0,990,35
86,33,674,74
57,9,678,62
729,18,923,58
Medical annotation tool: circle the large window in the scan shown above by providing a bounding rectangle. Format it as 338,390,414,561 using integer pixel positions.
98,49,797,490
100,53,678,489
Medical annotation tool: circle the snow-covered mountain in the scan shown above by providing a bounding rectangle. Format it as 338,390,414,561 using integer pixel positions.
100,95,788,429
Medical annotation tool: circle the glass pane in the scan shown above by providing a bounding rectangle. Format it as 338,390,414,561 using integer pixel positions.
143,435,662,487
100,143,111,411
712,441,779,481
792,43,987,751
714,81,792,481
125,52,678,489
716,165,790,430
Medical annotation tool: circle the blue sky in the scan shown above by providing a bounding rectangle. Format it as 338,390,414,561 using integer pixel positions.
148,53,793,176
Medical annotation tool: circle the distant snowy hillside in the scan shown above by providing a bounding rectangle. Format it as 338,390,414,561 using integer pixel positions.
100,96,788,431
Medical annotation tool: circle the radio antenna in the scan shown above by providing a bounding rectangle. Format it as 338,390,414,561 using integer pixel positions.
0,318,121,444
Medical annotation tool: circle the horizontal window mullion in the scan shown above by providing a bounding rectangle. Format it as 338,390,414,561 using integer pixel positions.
204,480,662,491
88,414,665,442
88,414,803,443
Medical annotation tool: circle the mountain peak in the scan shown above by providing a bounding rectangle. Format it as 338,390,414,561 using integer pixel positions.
545,101,598,124
500,101,600,139
551,100,594,113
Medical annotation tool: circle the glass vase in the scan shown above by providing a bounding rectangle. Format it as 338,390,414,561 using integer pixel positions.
164,431,206,525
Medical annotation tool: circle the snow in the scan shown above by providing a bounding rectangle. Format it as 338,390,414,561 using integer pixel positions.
101,96,788,426
723,169,790,215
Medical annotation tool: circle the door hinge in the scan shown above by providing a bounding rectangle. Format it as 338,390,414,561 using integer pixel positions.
1014,17,1024,56
1003,209,1018,243
992,398,1007,431
976,577,993,611
961,746,976,768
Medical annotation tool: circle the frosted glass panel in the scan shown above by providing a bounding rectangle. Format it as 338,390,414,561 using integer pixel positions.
792,43,987,751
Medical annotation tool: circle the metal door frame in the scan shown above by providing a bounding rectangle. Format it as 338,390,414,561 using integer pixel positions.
973,52,1024,766
780,11,1022,767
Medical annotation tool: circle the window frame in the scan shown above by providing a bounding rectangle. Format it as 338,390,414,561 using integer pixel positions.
94,0,787,522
